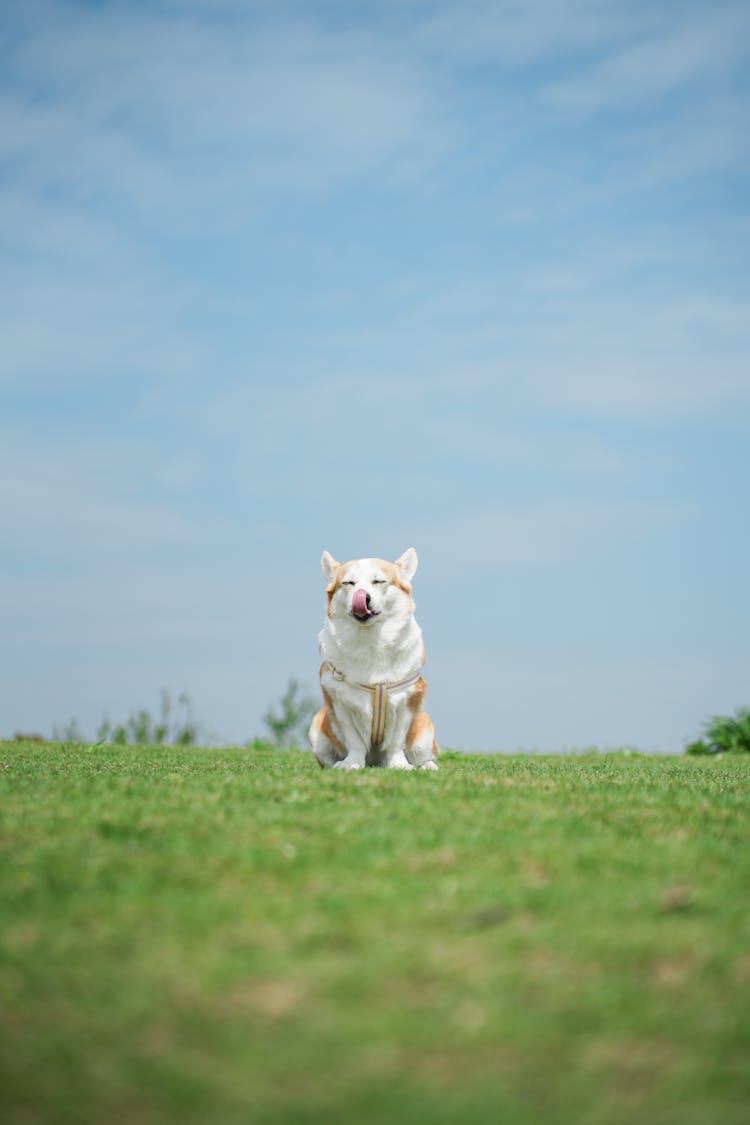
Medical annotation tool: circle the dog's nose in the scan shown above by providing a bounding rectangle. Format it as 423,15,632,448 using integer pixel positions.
352,587,371,617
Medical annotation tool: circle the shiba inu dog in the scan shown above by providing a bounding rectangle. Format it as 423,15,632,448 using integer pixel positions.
309,548,439,770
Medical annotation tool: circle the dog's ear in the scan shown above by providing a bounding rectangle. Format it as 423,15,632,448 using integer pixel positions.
321,550,339,583
395,547,418,582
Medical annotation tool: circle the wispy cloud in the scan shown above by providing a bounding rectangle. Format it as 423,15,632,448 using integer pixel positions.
2,1,444,219
410,0,639,62
546,3,750,112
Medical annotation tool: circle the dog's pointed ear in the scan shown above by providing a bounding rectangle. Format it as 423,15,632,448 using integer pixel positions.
395,547,418,583
321,550,339,583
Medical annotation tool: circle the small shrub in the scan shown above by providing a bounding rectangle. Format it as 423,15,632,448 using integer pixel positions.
686,707,750,755
262,678,317,749
51,718,87,745
245,738,275,751
98,691,199,746
54,691,200,747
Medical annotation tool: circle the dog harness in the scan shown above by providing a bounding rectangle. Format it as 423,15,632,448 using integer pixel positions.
320,661,423,749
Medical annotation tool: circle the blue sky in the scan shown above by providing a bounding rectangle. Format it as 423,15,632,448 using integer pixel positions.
2,0,749,751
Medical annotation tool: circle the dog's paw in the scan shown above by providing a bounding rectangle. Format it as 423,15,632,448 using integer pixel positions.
388,757,415,771
418,760,439,771
333,760,364,770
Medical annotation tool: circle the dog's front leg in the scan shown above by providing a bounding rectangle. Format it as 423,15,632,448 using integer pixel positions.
335,751,368,769
329,712,368,770
385,747,414,770
384,707,415,770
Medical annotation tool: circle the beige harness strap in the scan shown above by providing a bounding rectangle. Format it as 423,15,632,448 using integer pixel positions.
321,662,422,750
371,683,388,748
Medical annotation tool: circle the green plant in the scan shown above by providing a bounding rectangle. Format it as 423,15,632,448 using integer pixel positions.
54,691,200,747
244,737,275,751
262,677,316,748
686,706,750,754
50,718,87,744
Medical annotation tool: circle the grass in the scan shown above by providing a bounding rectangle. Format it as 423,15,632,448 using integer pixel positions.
1,742,748,1125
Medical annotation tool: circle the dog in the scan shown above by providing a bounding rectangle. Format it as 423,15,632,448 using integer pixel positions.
308,548,439,770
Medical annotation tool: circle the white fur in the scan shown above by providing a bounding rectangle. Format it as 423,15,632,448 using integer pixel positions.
309,550,438,771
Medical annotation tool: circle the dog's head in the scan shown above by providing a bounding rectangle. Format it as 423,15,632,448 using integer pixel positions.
321,549,418,626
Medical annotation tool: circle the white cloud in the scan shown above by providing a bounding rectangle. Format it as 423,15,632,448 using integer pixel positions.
414,496,692,577
546,4,750,113
0,275,203,390
411,0,640,63
288,266,750,424
2,2,444,219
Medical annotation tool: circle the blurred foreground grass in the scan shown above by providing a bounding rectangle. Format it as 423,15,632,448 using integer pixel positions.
1,743,748,1124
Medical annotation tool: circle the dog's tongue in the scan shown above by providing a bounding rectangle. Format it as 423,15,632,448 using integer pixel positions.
352,588,370,617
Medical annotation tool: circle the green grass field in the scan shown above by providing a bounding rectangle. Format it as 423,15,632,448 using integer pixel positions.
1,743,748,1124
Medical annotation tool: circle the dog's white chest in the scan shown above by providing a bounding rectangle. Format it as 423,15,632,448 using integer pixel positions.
322,663,421,754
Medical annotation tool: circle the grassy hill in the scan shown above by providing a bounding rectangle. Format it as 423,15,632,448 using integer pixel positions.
1,742,748,1124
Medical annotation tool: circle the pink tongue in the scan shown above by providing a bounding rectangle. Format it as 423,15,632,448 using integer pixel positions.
352,588,370,617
